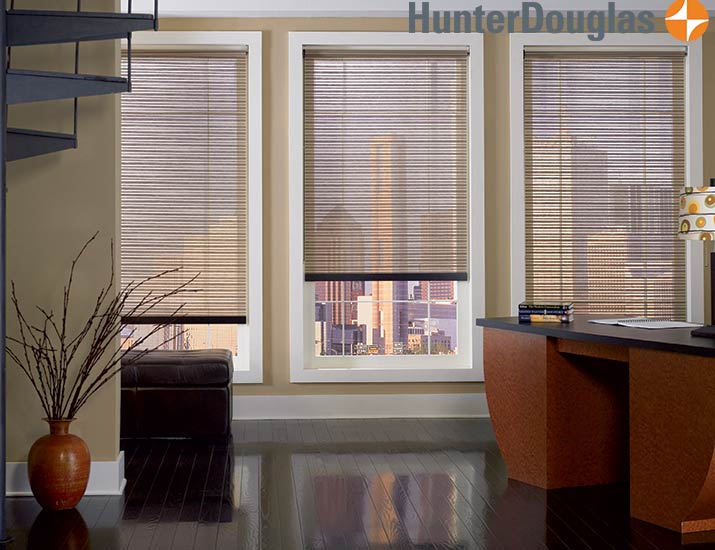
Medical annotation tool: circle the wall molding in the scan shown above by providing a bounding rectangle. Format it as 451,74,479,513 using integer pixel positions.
121,0,674,18
6,451,126,497
233,393,489,420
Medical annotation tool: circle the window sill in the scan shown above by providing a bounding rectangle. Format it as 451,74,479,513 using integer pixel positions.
233,369,262,384
290,365,482,384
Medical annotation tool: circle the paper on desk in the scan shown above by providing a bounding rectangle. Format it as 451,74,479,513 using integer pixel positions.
589,318,702,329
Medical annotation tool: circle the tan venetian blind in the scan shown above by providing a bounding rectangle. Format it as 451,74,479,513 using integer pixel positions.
303,49,469,281
120,52,248,323
524,50,687,318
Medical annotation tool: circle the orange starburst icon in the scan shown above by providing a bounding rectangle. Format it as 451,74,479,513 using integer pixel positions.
666,0,709,42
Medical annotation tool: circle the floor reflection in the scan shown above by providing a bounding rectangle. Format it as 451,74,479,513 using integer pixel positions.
2,419,692,549
295,453,484,549
5,495,122,550
28,509,88,550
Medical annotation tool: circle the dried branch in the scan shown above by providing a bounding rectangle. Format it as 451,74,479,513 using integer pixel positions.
7,234,196,420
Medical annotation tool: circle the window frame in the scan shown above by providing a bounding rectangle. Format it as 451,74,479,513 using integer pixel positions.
125,31,264,383
288,32,485,383
508,33,704,323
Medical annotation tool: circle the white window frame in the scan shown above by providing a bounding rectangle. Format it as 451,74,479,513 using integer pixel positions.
509,33,704,323
288,32,485,383
126,31,264,383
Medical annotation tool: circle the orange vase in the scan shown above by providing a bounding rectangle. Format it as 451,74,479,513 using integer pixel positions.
28,419,90,510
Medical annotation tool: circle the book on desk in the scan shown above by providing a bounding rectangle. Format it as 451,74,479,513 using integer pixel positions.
519,301,573,323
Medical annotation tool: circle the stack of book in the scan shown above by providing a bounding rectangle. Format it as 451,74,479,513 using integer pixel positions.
519,302,574,323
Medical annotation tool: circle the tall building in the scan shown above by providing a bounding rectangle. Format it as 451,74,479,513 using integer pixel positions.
357,296,374,346
314,281,365,325
368,281,409,354
526,130,578,305
367,136,410,354
418,280,454,301
407,321,427,354
315,280,344,326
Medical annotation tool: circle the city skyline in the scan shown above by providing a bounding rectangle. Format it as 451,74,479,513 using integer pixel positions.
315,279,458,357
121,323,239,355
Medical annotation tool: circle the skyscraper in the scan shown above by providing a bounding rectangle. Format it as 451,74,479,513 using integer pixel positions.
418,280,455,301
367,135,409,354
314,281,365,325
370,280,409,354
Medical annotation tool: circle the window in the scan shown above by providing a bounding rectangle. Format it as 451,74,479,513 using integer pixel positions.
120,32,263,383
510,34,704,322
289,33,484,383
315,280,458,357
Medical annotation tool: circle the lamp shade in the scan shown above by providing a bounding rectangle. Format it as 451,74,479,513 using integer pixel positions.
679,186,715,240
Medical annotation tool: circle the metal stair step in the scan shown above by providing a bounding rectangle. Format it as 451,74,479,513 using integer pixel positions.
7,128,77,161
7,69,128,104
8,9,155,46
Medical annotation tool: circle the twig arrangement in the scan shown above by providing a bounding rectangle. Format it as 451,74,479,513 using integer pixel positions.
6,232,197,420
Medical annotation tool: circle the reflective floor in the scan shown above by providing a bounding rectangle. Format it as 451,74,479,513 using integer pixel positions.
3,418,702,549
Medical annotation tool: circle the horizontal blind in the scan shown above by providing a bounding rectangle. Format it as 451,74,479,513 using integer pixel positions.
303,50,469,281
121,52,248,323
524,50,686,318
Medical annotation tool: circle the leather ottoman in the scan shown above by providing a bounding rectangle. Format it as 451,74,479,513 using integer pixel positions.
121,349,233,438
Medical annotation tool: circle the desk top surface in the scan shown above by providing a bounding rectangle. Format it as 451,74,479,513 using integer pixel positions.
476,315,715,357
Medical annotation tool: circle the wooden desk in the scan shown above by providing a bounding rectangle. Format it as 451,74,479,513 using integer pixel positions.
475,316,715,537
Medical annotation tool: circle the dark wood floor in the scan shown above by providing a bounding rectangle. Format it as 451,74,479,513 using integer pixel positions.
2,418,707,549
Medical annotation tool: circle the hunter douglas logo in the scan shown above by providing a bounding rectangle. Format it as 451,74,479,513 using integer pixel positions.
409,1,710,41
666,0,709,41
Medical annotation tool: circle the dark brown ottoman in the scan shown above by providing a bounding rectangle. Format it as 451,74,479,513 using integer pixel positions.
121,349,233,438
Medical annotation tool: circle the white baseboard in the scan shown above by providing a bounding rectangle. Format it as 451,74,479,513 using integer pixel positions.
233,392,489,420
6,450,126,497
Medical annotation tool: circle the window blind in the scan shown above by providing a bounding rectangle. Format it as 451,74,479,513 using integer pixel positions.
303,50,469,281
120,52,248,323
523,50,687,318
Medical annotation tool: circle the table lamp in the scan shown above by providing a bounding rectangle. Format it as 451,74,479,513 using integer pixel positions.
679,180,715,337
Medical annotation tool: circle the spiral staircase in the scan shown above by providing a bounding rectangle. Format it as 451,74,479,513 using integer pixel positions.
0,0,158,541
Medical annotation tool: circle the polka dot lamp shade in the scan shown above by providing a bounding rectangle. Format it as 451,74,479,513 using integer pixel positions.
679,186,715,240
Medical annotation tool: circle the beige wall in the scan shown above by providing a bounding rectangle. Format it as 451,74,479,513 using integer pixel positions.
6,1,121,461
161,18,714,397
